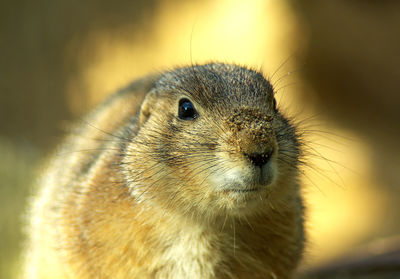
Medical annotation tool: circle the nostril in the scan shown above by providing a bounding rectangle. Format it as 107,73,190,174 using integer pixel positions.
245,151,273,167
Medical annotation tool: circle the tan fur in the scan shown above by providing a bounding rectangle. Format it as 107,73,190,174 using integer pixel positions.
24,64,304,278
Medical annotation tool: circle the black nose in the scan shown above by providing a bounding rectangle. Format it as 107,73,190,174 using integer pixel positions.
245,151,273,167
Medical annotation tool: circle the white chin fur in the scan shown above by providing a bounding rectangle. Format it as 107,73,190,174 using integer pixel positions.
209,166,254,191
209,162,277,191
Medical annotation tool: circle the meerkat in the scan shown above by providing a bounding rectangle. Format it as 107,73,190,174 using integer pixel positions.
24,63,305,279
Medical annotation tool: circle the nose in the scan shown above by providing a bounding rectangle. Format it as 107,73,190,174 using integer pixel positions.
244,150,273,167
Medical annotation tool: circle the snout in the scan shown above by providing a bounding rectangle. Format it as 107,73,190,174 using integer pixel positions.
243,149,274,167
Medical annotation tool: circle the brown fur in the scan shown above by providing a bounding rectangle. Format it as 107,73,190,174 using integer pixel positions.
24,63,304,278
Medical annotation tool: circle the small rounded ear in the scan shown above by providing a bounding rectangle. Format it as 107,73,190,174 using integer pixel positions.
139,89,158,126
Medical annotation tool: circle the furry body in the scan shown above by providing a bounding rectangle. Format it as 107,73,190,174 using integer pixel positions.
25,64,304,278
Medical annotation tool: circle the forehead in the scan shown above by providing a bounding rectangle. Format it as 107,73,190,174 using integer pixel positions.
155,64,275,110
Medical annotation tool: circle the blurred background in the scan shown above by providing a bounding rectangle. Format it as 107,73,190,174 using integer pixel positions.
1,0,399,278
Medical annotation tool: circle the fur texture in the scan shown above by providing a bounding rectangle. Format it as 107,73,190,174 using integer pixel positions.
24,63,304,279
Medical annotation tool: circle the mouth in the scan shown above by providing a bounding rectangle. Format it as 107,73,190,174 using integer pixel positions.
219,186,266,210
222,187,261,193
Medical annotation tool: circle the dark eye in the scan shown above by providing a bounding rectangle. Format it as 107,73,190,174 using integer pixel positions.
272,98,277,112
178,98,198,120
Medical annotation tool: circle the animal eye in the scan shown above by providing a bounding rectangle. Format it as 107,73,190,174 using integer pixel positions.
178,98,198,120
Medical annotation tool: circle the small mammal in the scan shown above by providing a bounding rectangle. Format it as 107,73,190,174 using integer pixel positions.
24,63,304,279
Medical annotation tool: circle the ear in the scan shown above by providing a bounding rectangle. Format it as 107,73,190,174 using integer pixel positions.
139,89,158,126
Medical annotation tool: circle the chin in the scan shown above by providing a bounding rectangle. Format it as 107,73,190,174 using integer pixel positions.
211,181,269,214
206,163,278,213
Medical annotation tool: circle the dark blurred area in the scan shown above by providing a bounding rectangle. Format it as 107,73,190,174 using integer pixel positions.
299,236,400,279
1,0,400,278
0,0,160,150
